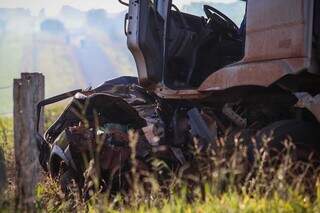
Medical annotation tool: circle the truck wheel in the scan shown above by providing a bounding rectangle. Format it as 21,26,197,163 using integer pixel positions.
256,120,320,162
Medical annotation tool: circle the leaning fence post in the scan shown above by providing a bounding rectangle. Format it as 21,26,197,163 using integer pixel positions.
13,73,45,211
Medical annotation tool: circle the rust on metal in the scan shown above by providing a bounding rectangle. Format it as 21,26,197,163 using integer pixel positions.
244,0,312,62
199,58,308,91
154,84,208,99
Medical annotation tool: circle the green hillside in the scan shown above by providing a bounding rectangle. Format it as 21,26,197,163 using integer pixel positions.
0,8,137,115
35,35,86,95
0,32,87,115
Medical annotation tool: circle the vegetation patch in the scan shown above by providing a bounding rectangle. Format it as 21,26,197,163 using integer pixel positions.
1,107,320,212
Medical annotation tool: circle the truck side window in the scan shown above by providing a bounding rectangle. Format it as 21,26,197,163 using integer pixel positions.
162,0,247,88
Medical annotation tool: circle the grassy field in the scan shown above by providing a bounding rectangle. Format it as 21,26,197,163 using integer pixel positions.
35,34,86,95
1,107,320,212
0,32,87,115
0,33,28,115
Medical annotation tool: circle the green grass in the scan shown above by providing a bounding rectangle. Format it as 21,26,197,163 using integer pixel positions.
0,115,13,172
34,179,320,212
0,33,28,114
1,107,320,212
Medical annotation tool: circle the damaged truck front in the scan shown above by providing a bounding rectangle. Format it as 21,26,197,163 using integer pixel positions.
36,0,320,198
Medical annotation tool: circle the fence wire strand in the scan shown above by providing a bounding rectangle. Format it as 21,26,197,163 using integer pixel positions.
0,112,12,116
0,85,12,90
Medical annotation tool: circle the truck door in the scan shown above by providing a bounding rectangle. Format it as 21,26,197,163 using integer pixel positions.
126,0,168,87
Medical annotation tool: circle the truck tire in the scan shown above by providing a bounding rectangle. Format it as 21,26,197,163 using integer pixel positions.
256,120,320,162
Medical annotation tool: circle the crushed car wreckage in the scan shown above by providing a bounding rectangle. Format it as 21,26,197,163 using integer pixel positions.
36,76,195,197
36,76,235,196
35,76,218,197
36,76,320,199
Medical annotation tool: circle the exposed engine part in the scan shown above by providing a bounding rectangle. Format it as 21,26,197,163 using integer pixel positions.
187,108,217,148
172,109,190,146
222,104,247,128
142,122,165,146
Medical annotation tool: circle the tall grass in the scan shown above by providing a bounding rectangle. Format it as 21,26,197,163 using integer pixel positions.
1,107,320,212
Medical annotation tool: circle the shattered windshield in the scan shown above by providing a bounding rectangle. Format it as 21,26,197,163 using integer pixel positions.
174,0,246,27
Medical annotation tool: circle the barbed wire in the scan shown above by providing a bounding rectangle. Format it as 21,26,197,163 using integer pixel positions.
0,85,12,90
0,112,12,116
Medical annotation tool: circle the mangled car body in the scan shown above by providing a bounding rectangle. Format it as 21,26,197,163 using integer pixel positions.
36,0,320,197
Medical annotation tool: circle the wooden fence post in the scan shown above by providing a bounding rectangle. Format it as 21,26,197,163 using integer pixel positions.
14,73,45,211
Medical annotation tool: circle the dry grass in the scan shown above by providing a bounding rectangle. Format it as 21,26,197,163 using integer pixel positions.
1,107,320,212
